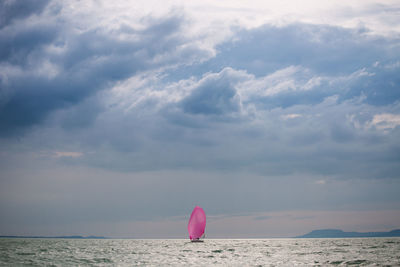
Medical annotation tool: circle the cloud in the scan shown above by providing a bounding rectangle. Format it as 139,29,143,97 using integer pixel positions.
2,9,399,136
367,113,400,131
0,7,212,136
1,1,400,237
281,114,302,120
178,23,400,106
0,22,58,64
0,0,50,29
186,24,377,73
180,67,246,116
28,55,397,179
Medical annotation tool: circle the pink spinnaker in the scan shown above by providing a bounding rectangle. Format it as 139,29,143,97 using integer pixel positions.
187,206,206,240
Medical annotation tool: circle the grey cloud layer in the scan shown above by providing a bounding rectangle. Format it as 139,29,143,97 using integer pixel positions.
0,1,400,232
2,8,399,177
0,0,50,29
0,7,210,136
171,23,400,108
181,68,245,115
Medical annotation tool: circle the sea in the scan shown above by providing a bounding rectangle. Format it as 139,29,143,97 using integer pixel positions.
1,238,399,266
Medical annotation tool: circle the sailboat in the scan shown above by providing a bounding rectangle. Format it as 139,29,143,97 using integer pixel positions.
187,206,206,242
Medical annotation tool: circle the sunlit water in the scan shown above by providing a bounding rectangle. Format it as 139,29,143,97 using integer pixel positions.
1,238,400,266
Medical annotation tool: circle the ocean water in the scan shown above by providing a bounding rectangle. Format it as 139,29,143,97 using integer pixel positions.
1,238,399,266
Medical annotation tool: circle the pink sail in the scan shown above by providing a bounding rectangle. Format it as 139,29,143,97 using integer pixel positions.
187,206,206,240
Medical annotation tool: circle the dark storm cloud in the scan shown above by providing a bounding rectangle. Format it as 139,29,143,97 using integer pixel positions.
0,0,50,28
181,68,243,115
0,11,209,136
0,23,58,64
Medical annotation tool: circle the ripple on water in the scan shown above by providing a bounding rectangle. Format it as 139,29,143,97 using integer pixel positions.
1,238,400,265
332,249,348,253
93,257,113,263
346,259,368,265
16,252,36,256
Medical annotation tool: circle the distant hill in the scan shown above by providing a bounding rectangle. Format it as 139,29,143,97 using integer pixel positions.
296,229,400,238
0,235,107,239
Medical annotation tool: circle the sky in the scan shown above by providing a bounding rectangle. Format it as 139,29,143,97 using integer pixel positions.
0,0,400,238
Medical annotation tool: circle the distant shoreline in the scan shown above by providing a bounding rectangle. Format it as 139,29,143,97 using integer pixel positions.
0,235,107,239
1,230,400,239
296,229,400,238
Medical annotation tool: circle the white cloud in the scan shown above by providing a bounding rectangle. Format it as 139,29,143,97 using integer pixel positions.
281,114,303,120
368,113,400,131
238,66,327,99
94,0,400,36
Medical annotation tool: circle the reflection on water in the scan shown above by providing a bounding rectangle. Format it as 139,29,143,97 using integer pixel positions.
1,237,399,266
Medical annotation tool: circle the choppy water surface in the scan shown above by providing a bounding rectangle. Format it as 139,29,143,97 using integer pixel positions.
1,238,399,266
